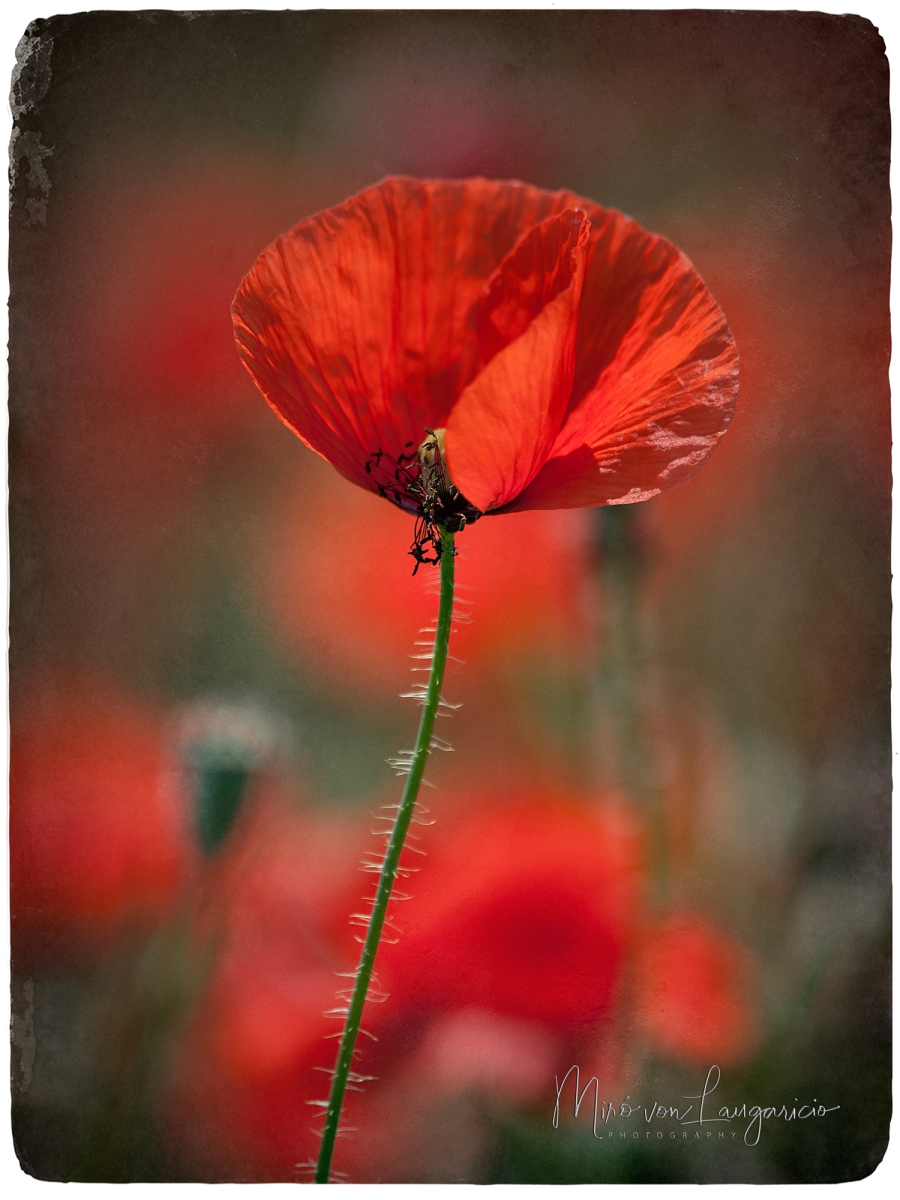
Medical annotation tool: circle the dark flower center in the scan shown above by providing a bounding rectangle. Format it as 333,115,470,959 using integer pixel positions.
364,429,482,572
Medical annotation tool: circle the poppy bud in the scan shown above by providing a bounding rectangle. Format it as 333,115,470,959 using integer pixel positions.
178,700,285,855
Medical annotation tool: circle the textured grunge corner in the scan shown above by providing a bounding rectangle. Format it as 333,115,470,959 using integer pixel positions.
10,22,54,223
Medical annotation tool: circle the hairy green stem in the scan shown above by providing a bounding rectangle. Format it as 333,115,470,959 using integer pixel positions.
315,527,456,1183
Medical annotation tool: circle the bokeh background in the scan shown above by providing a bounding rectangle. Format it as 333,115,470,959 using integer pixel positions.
9,10,890,1184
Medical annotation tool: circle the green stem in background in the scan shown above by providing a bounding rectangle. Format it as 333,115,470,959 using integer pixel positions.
594,506,649,793
593,505,668,896
315,526,456,1184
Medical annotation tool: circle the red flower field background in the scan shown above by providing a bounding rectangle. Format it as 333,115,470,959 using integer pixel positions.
8,11,889,1185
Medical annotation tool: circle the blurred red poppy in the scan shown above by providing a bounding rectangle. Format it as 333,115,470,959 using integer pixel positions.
374,795,646,1032
166,792,647,1180
167,960,339,1181
233,177,738,544
633,913,760,1066
165,802,370,1180
9,675,189,959
68,155,318,417
164,789,763,1181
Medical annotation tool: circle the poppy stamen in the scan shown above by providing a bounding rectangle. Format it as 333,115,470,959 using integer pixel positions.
364,431,482,572
404,428,483,572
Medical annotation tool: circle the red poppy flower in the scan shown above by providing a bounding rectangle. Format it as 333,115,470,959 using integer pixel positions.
167,962,339,1181
233,177,738,541
165,791,646,1181
373,794,646,1032
164,802,371,1180
633,914,760,1066
9,674,189,960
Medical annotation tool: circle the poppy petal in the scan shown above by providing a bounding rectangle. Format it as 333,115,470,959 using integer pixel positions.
474,207,590,366
232,177,574,497
501,216,738,511
445,210,590,512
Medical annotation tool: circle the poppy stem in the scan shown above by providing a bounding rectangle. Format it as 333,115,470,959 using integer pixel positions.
315,525,456,1183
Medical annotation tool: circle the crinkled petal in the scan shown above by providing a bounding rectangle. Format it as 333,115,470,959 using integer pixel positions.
232,177,573,494
445,210,590,512
473,208,590,365
502,211,738,511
